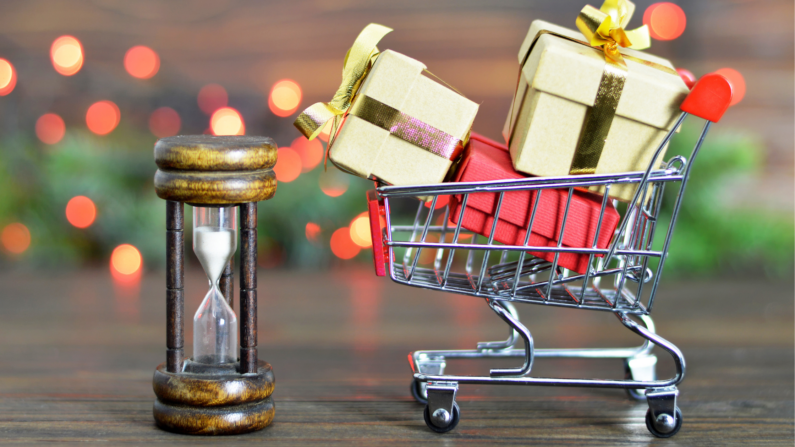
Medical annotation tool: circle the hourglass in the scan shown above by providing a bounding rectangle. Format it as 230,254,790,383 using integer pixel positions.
151,135,277,435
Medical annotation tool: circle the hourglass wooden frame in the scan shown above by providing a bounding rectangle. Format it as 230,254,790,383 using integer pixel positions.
152,135,278,435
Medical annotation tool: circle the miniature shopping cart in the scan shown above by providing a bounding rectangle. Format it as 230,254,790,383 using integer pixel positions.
365,74,732,438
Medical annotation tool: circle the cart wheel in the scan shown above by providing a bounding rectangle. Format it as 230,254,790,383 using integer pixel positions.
411,380,428,405
645,407,683,438
423,402,460,433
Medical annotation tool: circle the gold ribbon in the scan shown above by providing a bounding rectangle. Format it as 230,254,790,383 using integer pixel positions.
575,0,651,67
294,23,392,146
294,23,467,174
349,95,464,160
567,0,653,174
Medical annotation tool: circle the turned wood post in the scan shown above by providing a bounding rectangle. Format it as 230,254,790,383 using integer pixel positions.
166,200,184,373
240,202,258,374
220,259,234,308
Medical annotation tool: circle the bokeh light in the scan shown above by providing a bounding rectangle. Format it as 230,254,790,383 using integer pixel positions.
424,195,450,209
319,169,350,197
86,100,120,135
1,223,31,254
643,3,686,41
349,212,372,248
269,79,302,117
330,227,360,259
318,121,332,143
124,45,160,79
714,68,746,106
0,59,17,96
35,113,66,145
305,222,321,243
210,107,245,136
65,196,96,229
149,107,181,138
274,147,302,182
51,35,83,76
111,244,142,276
198,84,228,115
291,136,324,172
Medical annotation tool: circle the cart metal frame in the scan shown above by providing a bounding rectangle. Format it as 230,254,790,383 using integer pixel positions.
368,91,725,437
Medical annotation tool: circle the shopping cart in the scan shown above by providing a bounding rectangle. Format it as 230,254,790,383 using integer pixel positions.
365,74,732,438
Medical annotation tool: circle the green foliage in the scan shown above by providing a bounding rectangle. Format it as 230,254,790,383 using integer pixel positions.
0,121,791,277
0,127,372,269
653,122,794,277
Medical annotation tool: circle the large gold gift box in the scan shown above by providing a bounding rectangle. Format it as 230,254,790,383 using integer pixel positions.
330,50,479,186
503,20,690,201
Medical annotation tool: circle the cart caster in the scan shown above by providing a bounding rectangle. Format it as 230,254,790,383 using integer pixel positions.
646,406,682,438
424,403,460,433
411,380,428,405
645,386,681,438
623,355,657,401
423,382,459,433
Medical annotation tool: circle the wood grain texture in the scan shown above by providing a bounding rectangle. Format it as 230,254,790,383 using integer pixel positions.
153,396,274,435
0,269,791,445
152,361,274,407
154,169,276,205
154,135,277,172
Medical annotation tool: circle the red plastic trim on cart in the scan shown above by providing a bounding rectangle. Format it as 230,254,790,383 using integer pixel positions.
367,189,388,276
680,73,733,123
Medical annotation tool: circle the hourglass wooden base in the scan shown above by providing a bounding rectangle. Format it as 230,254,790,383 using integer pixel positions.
152,360,275,435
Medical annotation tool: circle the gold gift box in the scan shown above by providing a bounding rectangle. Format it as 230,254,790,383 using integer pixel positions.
503,20,690,202
330,50,479,186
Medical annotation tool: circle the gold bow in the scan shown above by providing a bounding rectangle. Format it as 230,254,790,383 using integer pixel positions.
575,0,650,66
294,23,392,145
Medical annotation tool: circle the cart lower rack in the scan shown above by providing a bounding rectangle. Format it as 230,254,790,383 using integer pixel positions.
365,74,732,438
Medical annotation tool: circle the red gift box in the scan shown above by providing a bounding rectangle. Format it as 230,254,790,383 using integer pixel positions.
449,133,620,274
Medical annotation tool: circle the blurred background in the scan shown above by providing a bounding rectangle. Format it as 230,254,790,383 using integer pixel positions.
0,0,791,281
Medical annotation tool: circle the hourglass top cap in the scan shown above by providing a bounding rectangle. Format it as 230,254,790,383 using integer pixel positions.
155,135,277,172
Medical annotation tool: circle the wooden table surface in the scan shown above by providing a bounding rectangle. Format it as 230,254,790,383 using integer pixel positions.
0,267,792,446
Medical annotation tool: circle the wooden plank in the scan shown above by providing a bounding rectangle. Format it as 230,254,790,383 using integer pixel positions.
0,269,791,444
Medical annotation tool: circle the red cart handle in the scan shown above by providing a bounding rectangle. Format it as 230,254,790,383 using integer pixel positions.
367,189,388,276
680,73,733,123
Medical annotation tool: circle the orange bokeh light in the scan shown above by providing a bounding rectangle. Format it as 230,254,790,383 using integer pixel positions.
0,59,17,96
51,35,83,76
317,121,332,143
330,227,360,260
149,107,181,138
198,84,228,115
274,147,302,183
111,244,142,276
268,79,302,117
65,196,96,229
291,136,324,172
305,222,321,243
714,68,746,106
643,3,686,41
36,113,66,145
86,100,120,135
319,170,350,197
349,212,372,248
424,195,450,209
1,223,31,254
210,107,245,136
124,45,160,79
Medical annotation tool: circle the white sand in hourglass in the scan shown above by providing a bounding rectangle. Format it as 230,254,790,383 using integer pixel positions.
193,225,238,365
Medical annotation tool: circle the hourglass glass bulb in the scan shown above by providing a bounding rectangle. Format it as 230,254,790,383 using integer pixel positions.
192,206,238,365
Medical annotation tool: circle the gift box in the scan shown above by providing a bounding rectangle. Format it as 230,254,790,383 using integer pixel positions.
502,13,690,202
449,133,620,274
296,24,479,187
